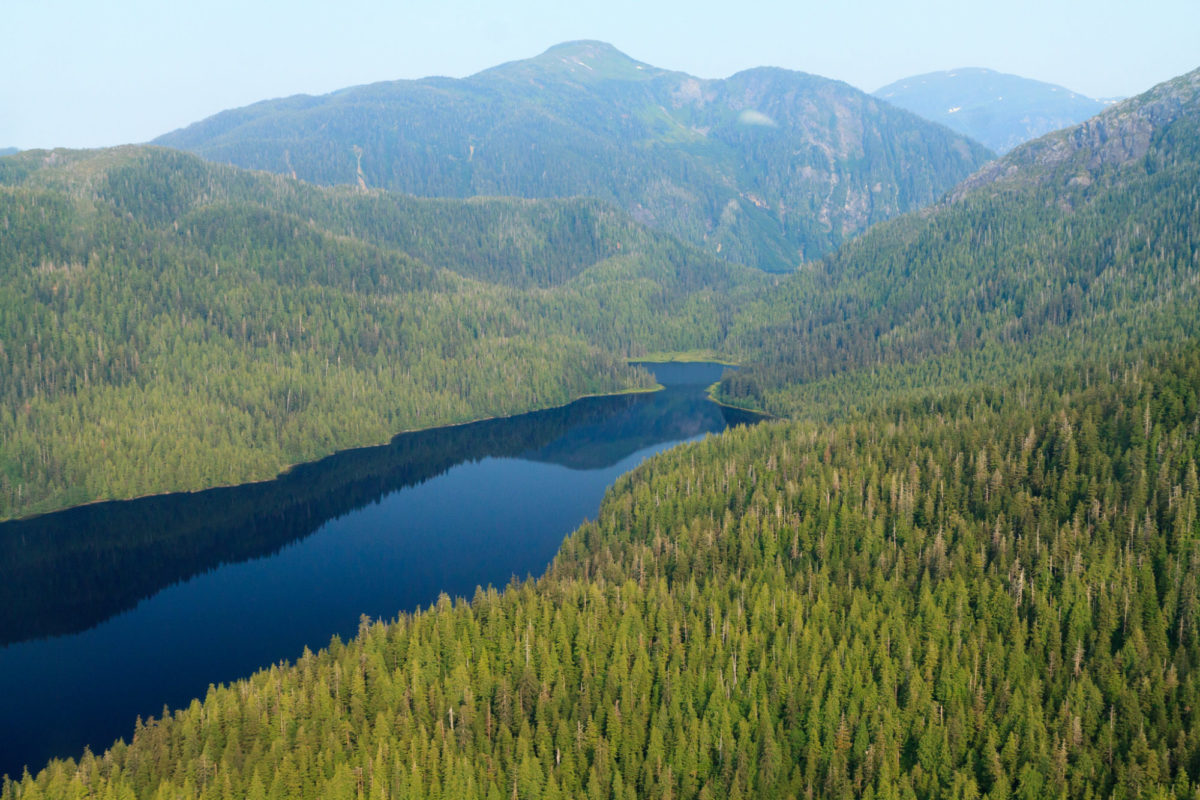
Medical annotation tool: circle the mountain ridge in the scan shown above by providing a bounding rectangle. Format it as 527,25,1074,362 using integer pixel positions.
153,42,993,271
874,67,1108,153
719,65,1200,417
8,50,1200,800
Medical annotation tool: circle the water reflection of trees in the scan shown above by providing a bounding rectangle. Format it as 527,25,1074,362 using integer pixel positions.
0,385,760,646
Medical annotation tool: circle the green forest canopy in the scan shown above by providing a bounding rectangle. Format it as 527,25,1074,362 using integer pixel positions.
0,146,764,519
717,68,1200,422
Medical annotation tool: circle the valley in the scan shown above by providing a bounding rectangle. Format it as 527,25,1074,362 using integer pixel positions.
0,146,765,520
2,38,1199,800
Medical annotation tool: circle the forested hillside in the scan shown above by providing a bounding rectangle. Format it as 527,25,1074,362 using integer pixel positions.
0,390,650,647
7,332,1200,799
718,67,1200,419
153,41,992,271
0,147,762,519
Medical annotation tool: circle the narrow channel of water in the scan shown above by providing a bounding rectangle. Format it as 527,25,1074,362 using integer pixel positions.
0,362,760,779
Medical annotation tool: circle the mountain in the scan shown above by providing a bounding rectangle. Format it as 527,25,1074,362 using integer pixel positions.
719,67,1200,417
874,67,1108,153
0,145,761,519
0,148,18,157
153,41,993,272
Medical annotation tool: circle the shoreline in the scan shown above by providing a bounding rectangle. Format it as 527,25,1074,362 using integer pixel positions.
702,381,777,420
628,350,739,366
627,354,773,420
3,380,667,525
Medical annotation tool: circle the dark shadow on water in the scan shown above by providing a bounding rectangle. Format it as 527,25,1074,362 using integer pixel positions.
0,392,641,648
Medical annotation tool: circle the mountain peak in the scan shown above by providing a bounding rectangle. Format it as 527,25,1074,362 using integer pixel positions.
480,40,661,83
540,40,628,59
153,45,991,272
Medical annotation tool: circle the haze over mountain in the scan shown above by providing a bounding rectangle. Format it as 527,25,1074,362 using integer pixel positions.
0,148,19,157
952,67,1200,195
153,41,993,272
5,0,1200,787
874,68,1110,153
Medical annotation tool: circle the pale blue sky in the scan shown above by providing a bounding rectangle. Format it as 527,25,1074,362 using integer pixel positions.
3,0,1197,149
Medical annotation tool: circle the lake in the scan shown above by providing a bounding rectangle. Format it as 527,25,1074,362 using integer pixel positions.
0,362,760,779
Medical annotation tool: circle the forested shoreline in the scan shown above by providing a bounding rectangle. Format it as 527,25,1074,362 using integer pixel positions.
6,332,1199,799
0,147,763,520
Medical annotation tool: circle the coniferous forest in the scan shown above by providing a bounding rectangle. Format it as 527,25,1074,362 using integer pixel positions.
0,147,763,519
2,50,1200,800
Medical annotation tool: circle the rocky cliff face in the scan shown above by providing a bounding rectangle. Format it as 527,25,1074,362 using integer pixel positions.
951,67,1200,199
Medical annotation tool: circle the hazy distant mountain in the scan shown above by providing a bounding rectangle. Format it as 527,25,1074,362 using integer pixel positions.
0,148,18,157
154,41,992,272
874,68,1108,153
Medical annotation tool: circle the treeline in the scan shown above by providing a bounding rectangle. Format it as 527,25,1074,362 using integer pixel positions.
7,331,1199,798
0,147,762,519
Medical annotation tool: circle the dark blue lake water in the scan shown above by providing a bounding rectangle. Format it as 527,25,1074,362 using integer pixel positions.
0,362,759,779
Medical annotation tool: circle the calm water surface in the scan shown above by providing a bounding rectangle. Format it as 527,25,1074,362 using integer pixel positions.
0,362,759,779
